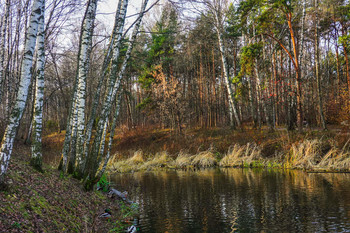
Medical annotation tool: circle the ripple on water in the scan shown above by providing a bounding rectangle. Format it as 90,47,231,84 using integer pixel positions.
111,169,350,233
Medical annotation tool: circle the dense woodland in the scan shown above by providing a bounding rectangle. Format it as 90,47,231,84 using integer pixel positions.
0,0,349,188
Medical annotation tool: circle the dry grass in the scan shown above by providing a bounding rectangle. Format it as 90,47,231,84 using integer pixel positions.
316,148,350,170
173,151,194,168
127,150,145,164
287,140,321,169
107,139,350,173
139,151,173,171
191,150,216,168
219,143,261,167
286,139,350,171
108,150,145,173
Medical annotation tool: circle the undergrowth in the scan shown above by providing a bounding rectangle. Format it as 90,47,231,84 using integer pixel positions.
0,145,131,232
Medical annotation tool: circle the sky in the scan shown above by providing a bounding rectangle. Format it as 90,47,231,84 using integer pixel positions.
97,0,160,30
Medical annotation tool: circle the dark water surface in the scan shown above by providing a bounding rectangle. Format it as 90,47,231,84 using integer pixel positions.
110,169,350,233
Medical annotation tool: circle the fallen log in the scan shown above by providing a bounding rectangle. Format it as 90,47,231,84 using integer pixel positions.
108,188,133,204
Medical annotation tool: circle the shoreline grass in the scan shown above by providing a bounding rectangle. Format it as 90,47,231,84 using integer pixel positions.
41,126,350,173
107,139,350,173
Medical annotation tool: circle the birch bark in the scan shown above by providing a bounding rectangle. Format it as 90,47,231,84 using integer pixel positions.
60,0,98,175
96,92,122,179
31,0,46,171
214,14,241,128
0,0,44,185
75,0,98,176
0,0,10,104
82,0,125,165
84,0,149,189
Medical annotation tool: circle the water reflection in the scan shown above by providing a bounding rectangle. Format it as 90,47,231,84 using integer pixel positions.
111,169,350,233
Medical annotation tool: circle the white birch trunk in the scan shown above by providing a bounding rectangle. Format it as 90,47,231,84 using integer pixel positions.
0,0,10,104
96,0,148,157
84,0,148,187
96,92,122,179
215,20,241,128
75,0,98,175
0,0,44,184
80,0,129,175
86,0,131,170
31,0,45,171
82,0,124,165
61,0,98,174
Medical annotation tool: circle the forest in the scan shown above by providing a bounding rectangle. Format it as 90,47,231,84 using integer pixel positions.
0,0,350,232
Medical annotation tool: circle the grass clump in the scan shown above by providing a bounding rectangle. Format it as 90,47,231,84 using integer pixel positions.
127,150,145,164
219,143,261,167
173,151,194,169
106,136,350,173
109,150,145,173
287,140,320,169
286,139,350,171
191,150,216,168
140,151,173,171
317,147,350,170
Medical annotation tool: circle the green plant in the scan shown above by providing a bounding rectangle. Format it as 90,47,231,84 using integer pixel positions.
111,202,139,232
97,173,110,192
11,222,21,229
110,220,129,232
215,152,223,161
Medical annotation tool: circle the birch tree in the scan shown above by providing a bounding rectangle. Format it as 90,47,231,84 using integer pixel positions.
81,0,131,173
83,0,149,190
30,0,46,171
60,0,98,174
81,0,127,170
75,0,98,176
0,0,44,186
196,0,241,128
0,0,10,104
61,0,128,174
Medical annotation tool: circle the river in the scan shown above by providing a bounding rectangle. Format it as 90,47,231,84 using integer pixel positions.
111,168,350,232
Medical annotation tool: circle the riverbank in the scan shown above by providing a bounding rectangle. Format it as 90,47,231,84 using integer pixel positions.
0,145,135,232
105,126,350,173
107,138,350,173
41,126,350,173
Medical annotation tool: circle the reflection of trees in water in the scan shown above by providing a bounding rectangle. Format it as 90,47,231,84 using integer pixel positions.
111,170,350,232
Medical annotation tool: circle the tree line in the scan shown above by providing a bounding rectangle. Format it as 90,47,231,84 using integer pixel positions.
0,0,349,188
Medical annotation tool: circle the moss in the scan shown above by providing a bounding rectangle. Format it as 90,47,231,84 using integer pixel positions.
30,156,43,173
67,161,75,174
0,145,122,232
250,161,265,168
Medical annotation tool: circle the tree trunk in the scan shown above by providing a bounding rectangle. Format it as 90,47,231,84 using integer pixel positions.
75,0,98,176
83,0,149,190
30,1,45,171
0,0,10,104
342,25,350,93
82,0,125,166
96,92,122,179
287,12,302,131
0,0,44,186
214,16,240,128
314,0,326,130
